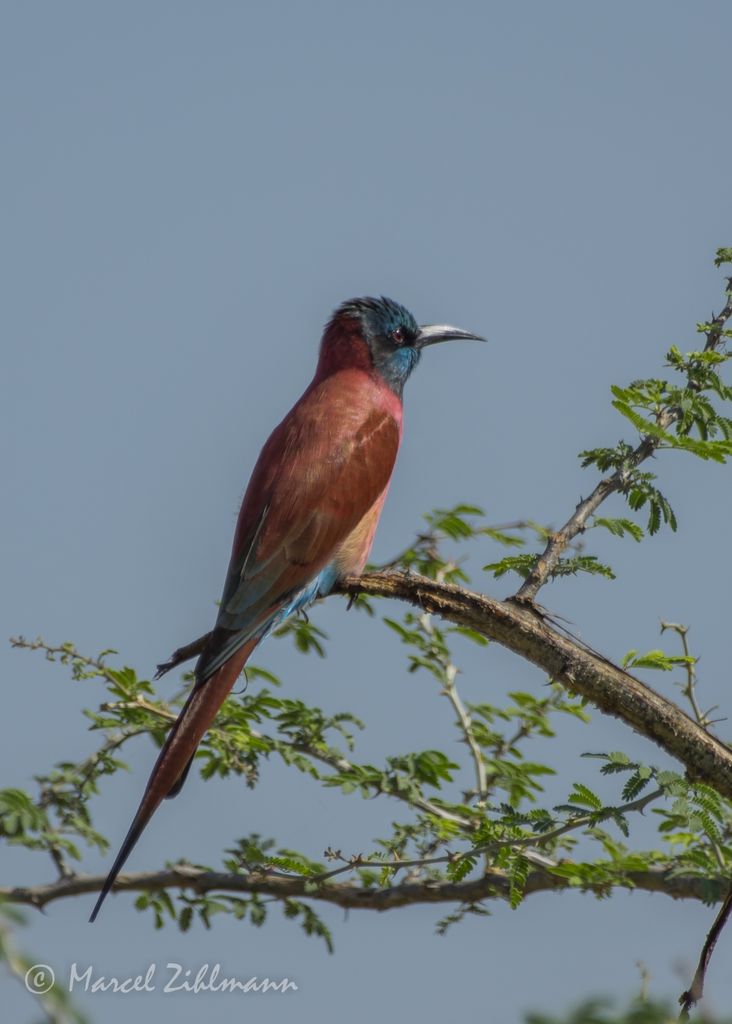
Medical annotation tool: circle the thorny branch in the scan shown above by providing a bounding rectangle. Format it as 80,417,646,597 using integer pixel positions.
657,622,732,1018
678,885,732,1020
312,786,663,885
514,277,732,603
2,861,725,915
114,566,732,806
417,607,488,803
334,571,732,799
661,621,719,731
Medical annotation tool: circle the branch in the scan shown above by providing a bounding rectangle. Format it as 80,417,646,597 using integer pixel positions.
285,734,474,828
332,572,732,800
679,883,732,1020
312,787,664,887
2,863,726,914
441,658,487,802
417,608,488,802
104,694,474,829
514,276,732,603
513,448,649,604
118,569,732,799
141,571,732,799
660,621,716,730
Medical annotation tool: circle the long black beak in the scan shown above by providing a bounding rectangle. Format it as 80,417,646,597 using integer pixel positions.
415,323,486,349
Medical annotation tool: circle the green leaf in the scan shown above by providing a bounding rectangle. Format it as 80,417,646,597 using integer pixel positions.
447,853,477,883
579,441,634,472
566,783,603,811
611,397,671,442
483,555,538,580
483,554,615,582
621,771,650,802
449,626,489,646
549,556,615,580
623,649,694,672
592,517,644,542
508,854,530,908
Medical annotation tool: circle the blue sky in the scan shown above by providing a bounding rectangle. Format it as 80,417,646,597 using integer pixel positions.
3,2,732,1021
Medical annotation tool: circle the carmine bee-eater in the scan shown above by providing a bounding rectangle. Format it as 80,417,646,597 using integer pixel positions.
90,296,483,920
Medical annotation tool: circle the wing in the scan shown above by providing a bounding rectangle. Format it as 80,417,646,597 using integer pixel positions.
199,372,401,678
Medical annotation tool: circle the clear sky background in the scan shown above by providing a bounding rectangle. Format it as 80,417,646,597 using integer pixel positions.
3,2,732,1021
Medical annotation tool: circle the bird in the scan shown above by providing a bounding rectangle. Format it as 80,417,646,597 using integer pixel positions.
89,295,483,921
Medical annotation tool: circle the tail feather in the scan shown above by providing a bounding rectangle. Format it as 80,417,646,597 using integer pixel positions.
164,751,196,800
89,639,256,922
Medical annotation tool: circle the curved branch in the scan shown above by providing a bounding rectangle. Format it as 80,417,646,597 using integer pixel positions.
2,864,725,913
679,883,732,1018
333,572,732,799
141,570,732,798
124,567,732,797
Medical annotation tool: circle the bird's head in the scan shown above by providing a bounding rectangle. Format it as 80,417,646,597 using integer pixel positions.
320,296,484,396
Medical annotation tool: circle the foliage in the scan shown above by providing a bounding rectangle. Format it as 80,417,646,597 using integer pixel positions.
525,997,732,1024
4,253,732,1020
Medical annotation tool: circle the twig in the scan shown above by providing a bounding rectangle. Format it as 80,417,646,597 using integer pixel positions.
34,725,148,882
678,882,732,1020
101,697,475,828
661,622,707,727
300,786,664,887
417,609,488,803
10,637,120,687
442,660,487,802
660,622,729,872
513,278,732,604
286,734,474,828
655,622,732,1019
0,915,69,1023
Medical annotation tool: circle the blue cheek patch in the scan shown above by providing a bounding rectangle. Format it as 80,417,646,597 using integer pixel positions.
380,346,421,394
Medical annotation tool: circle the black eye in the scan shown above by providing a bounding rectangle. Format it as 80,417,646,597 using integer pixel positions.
391,327,405,344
